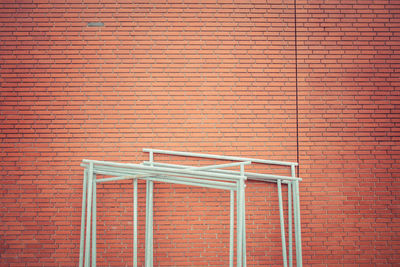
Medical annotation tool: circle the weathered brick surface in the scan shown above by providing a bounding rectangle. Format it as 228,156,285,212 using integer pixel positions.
0,1,399,266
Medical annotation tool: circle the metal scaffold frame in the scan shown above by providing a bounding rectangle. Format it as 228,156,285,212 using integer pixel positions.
78,148,303,267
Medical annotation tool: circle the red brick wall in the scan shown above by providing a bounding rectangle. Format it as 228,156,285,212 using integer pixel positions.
0,1,398,266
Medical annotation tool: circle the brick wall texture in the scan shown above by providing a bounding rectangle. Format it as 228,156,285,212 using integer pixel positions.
0,0,399,266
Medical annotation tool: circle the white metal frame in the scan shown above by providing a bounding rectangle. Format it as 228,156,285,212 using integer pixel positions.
78,148,303,267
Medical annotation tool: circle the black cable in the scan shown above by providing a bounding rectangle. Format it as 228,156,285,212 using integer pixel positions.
294,0,300,177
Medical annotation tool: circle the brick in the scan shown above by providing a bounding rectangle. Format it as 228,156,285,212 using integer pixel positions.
0,1,398,266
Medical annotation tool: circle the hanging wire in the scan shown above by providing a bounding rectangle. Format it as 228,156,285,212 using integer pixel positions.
294,0,300,177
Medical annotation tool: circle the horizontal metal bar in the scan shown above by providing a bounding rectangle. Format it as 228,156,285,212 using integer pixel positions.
150,175,236,189
82,159,245,181
81,163,244,184
83,167,237,191
91,164,241,183
147,176,237,191
143,148,298,167
142,162,301,182
96,176,129,183
95,174,149,183
81,164,238,191
187,161,252,171
81,165,143,179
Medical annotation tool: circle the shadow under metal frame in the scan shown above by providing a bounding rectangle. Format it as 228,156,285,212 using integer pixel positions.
78,149,303,267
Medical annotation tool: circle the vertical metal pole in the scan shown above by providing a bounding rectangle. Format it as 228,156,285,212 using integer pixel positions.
242,186,247,267
241,164,246,267
237,180,242,267
149,152,154,266
293,180,298,266
145,180,154,267
145,151,154,267
151,181,154,266
237,163,246,267
84,162,94,267
79,169,88,267
133,178,138,267
278,180,288,267
288,182,293,267
229,190,234,267
149,151,154,166
289,165,296,267
150,180,154,267
92,176,97,267
145,180,150,266
150,181,154,267
294,180,302,267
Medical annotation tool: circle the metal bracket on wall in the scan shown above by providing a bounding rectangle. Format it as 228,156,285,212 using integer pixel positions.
78,148,303,267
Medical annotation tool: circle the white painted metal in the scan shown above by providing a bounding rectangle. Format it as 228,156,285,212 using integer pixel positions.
79,149,302,267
